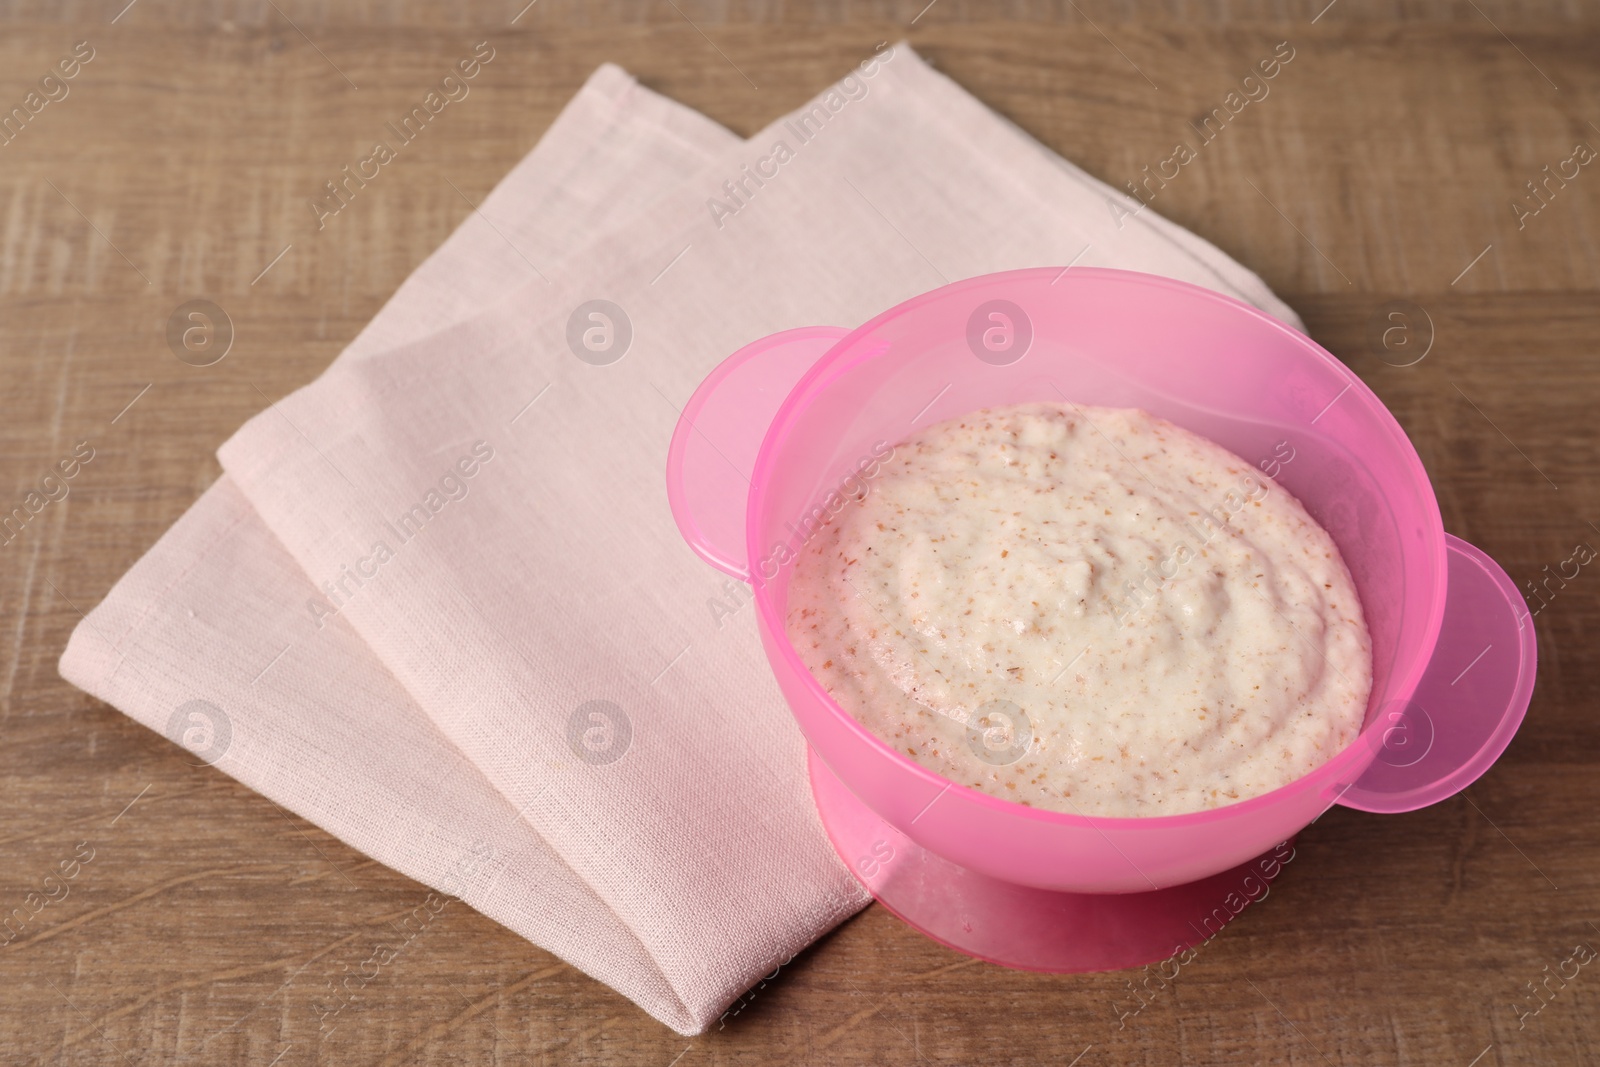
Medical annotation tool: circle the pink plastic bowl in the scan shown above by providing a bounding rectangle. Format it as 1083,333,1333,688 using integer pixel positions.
667,268,1535,970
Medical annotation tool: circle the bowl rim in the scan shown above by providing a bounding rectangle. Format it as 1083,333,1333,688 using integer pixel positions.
745,265,1450,830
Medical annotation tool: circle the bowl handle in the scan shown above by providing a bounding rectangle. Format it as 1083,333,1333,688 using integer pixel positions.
1335,534,1538,813
665,326,849,580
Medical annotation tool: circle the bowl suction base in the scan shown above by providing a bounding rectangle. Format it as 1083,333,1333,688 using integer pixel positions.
808,748,1293,973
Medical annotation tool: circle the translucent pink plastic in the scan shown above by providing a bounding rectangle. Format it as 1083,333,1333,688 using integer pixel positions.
666,268,1536,955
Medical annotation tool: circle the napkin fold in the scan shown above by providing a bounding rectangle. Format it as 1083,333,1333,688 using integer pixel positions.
62,44,1301,1034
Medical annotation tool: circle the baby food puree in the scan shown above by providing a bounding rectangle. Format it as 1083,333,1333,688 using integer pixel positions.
786,403,1371,817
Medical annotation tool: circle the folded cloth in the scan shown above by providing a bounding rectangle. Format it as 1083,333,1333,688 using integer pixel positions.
61,44,1302,1035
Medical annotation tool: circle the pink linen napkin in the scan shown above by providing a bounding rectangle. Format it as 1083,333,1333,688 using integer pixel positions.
61,44,1302,1035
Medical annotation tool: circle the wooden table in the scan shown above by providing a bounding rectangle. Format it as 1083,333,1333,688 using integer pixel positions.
3,2,1597,1064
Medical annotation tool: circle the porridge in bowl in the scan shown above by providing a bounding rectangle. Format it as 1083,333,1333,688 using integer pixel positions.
786,403,1371,818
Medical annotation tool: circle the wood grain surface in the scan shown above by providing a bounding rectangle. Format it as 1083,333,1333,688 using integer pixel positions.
3,2,1599,1065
